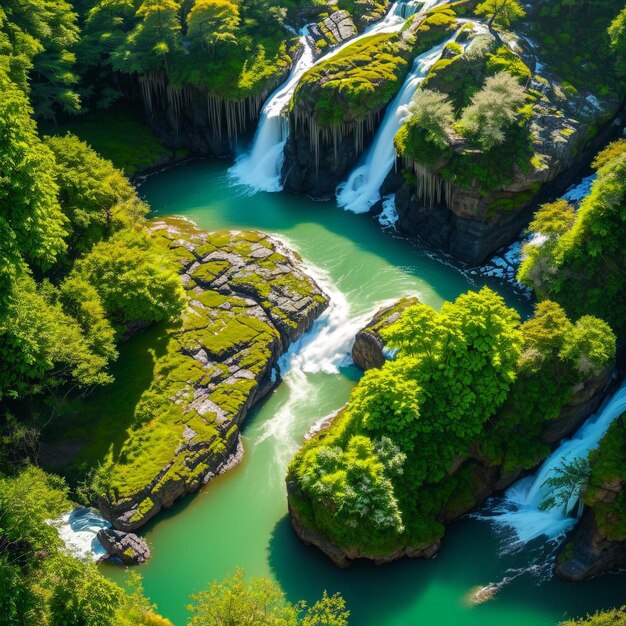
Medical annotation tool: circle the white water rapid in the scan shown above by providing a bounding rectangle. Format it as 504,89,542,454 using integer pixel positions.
486,381,626,547
49,507,111,561
230,0,450,193
257,246,398,466
336,28,463,214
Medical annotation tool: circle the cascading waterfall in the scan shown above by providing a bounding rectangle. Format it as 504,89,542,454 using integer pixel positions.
485,381,626,547
48,508,111,561
336,31,460,214
228,28,316,192
230,0,450,193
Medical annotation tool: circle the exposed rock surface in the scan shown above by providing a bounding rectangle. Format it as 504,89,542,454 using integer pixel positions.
98,529,151,565
556,510,626,581
310,11,358,51
288,300,613,566
98,219,328,531
351,297,419,370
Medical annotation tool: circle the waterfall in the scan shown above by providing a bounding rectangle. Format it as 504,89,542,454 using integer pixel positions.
48,507,111,562
336,33,458,214
485,381,626,547
228,28,316,192
230,0,451,194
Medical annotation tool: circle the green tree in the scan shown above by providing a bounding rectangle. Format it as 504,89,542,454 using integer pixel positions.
69,230,185,329
559,607,626,626
45,133,147,258
188,569,350,626
518,144,626,335
458,71,526,150
116,0,182,74
540,457,591,512
186,0,240,55
0,0,81,117
608,7,626,77
0,68,68,300
475,0,526,29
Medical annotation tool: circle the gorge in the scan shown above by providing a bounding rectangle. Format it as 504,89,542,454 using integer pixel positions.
2,0,626,624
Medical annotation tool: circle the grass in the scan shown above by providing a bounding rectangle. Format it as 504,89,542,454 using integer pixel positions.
42,106,177,176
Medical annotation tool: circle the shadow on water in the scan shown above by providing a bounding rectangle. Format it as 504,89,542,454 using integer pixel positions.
268,512,626,626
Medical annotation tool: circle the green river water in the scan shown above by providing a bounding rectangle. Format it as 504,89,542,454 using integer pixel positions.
102,159,625,625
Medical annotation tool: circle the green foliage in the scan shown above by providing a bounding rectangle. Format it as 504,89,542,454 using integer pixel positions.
527,199,575,237
585,414,626,541
290,292,616,554
187,0,241,53
0,275,115,401
0,0,81,117
188,569,350,626
540,457,590,512
458,71,527,150
394,89,454,166
45,134,148,258
290,288,525,551
475,0,525,28
519,143,626,336
68,229,185,329
609,8,626,77
0,467,171,626
559,607,626,626
293,11,456,127
0,67,68,296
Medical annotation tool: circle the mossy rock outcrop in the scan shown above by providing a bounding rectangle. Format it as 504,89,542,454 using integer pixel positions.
391,8,622,265
287,299,613,567
283,6,458,197
96,218,328,531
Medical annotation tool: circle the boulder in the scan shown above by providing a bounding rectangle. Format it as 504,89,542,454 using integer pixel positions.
351,297,419,370
98,529,151,565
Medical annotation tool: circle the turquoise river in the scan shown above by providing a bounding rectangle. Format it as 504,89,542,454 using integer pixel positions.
102,159,625,625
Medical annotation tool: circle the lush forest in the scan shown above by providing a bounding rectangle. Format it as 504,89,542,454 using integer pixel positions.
1,0,626,624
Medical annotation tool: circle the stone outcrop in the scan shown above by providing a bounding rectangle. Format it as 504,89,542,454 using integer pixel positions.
391,30,623,265
351,297,419,370
283,11,456,198
556,510,626,581
98,219,328,531
98,529,151,565
310,11,358,51
288,300,613,567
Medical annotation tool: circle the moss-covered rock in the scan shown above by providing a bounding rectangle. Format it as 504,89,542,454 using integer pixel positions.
392,19,621,265
96,218,328,531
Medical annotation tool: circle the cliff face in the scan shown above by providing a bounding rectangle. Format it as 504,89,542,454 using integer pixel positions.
283,11,458,198
98,219,328,531
557,412,626,580
391,32,623,265
288,301,613,567
556,510,626,581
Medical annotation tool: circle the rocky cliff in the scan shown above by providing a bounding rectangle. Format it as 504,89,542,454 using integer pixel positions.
390,9,623,265
282,8,458,198
288,300,613,567
97,218,328,531
557,411,626,580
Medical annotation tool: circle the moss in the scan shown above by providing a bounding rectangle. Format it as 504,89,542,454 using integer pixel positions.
41,106,176,176
293,10,456,127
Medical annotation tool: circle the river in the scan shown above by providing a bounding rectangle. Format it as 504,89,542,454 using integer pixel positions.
101,159,625,625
